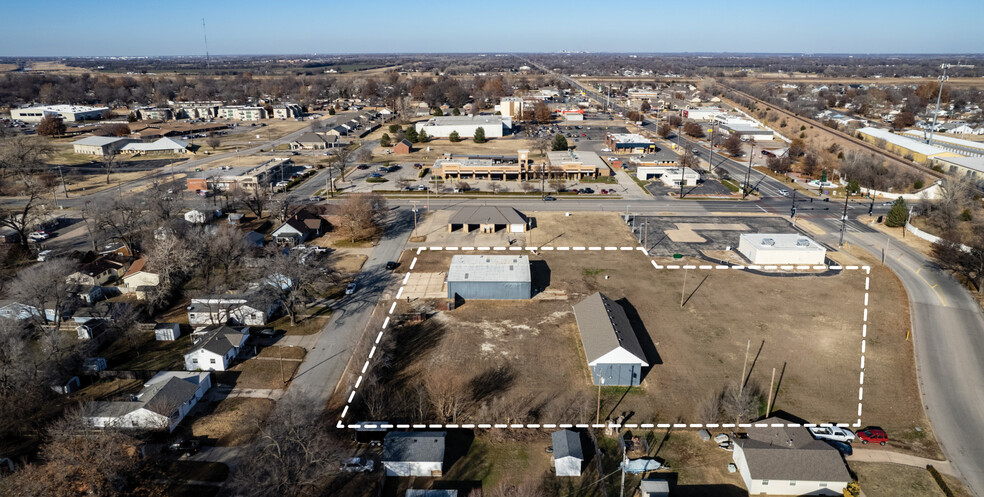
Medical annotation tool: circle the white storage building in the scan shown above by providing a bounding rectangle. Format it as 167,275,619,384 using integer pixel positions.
447,255,531,300
415,115,512,138
738,233,826,265
12,104,110,122
551,430,584,476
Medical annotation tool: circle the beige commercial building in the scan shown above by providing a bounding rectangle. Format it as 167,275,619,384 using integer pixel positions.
435,149,609,181
219,106,269,121
11,104,110,123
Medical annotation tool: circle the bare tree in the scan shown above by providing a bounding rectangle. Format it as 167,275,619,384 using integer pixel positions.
520,181,535,193
145,231,195,311
0,176,54,251
427,370,470,423
143,179,180,222
11,258,74,326
92,196,144,255
328,146,354,182
102,149,119,184
229,395,339,497
0,134,54,181
262,247,332,327
533,134,552,159
723,134,743,157
680,148,699,171
658,123,672,138
338,193,387,242
206,131,221,150
231,185,270,217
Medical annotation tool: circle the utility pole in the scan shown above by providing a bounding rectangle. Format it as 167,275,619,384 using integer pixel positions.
766,367,776,417
680,267,688,308
839,189,850,247
929,63,951,146
411,200,418,237
202,19,211,70
595,377,605,424
57,165,68,199
679,164,685,199
742,141,756,199
790,190,797,226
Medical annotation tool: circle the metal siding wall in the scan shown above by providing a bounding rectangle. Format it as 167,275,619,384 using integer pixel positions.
448,281,530,300
591,364,641,386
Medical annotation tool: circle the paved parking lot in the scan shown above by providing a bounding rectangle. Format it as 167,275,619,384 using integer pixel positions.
645,176,734,197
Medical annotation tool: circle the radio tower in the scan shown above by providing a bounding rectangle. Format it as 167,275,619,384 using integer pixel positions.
202,18,211,70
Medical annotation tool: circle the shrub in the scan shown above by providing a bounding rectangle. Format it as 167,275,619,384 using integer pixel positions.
885,197,909,227
914,179,924,190
800,125,807,131
960,209,973,222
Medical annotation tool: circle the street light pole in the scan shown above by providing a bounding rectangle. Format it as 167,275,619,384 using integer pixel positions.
743,142,756,199
839,189,850,247
929,63,951,147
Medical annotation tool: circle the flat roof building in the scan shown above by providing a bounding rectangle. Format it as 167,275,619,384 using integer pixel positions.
605,133,656,155
682,107,727,121
648,167,701,187
547,150,611,179
11,104,110,123
572,292,648,386
72,136,139,156
737,233,826,265
858,127,962,163
415,115,512,139
721,123,776,142
447,255,531,300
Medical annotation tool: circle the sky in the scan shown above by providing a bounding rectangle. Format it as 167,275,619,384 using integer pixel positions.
3,0,983,56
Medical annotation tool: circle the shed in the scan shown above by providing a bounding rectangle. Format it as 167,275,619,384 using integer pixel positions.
551,430,584,477
82,357,108,372
737,233,826,265
572,293,649,386
382,431,446,477
447,255,531,300
394,139,413,154
155,323,182,341
448,206,527,233
639,480,670,497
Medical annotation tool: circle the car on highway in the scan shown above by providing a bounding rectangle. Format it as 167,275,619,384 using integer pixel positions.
857,427,888,445
778,189,790,197
882,201,894,206
808,426,855,443
308,196,324,202
345,282,357,295
542,195,557,201
339,457,374,473
28,231,50,241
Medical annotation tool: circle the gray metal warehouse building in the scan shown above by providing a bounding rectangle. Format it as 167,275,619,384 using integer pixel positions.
572,292,649,386
447,255,531,300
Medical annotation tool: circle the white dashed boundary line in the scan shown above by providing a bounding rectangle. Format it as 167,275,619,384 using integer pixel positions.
338,247,870,430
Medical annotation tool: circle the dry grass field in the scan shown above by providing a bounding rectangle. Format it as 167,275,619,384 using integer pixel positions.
366,241,926,451
189,397,275,446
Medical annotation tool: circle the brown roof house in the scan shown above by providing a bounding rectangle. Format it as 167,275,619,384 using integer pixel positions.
732,417,852,495
271,207,332,245
393,138,412,154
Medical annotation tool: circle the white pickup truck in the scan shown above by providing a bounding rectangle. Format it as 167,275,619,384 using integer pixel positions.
808,426,855,443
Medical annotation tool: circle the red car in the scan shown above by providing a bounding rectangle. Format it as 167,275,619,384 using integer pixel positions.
857,428,888,445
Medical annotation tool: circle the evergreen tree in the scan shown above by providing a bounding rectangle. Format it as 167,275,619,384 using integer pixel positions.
379,133,391,147
473,127,486,143
405,126,418,143
551,134,568,151
417,128,428,143
449,131,460,143
885,197,909,227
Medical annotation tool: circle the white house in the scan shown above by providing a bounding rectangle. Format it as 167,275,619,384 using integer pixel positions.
184,325,250,371
122,258,160,294
551,430,584,477
184,209,210,224
382,432,446,477
737,233,827,265
187,294,276,326
86,371,211,433
733,418,851,496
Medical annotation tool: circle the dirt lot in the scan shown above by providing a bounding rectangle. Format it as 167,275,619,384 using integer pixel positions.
188,397,275,446
229,356,302,389
849,462,972,497
365,243,919,439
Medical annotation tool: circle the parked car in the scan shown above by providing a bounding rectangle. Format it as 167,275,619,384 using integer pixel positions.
339,457,374,473
357,164,370,170
28,231,50,241
808,426,855,443
582,187,594,194
824,440,853,456
345,282,357,295
415,185,427,191
601,189,608,194
309,196,324,202
169,438,202,456
369,173,383,178
857,428,888,445
386,261,400,270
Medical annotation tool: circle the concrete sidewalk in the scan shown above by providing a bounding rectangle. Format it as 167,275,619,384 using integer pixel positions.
848,448,955,476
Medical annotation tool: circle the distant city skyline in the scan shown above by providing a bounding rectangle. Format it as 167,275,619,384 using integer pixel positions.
3,0,983,57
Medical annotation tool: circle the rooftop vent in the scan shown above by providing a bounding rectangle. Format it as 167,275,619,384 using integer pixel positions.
796,239,811,247
761,238,775,246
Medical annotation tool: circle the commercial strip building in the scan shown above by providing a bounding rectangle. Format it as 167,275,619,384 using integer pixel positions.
185,159,294,191
120,137,190,154
857,127,963,163
415,115,512,138
447,206,527,233
11,104,110,122
561,109,584,121
721,123,776,142
72,136,140,156
737,233,826,265
572,292,648,386
681,106,727,121
902,130,984,156
605,133,657,154
641,167,701,187
446,255,531,300
433,149,609,181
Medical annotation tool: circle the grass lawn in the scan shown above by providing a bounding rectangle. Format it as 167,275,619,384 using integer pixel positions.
230,358,301,389
442,438,552,489
73,378,144,401
102,333,193,371
850,462,951,497
189,397,275,446
256,345,307,360
270,312,330,336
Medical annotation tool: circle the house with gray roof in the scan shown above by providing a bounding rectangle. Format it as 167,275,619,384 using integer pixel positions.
290,132,337,150
733,417,851,495
447,206,527,233
183,325,250,371
447,255,531,300
551,429,584,476
85,371,211,432
382,431,447,477
572,292,649,386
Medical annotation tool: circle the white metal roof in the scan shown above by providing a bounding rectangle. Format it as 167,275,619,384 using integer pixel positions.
447,255,531,283
740,233,824,251
858,127,952,157
72,136,130,147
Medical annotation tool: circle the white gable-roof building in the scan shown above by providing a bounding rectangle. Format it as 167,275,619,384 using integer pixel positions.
86,371,211,432
184,325,250,371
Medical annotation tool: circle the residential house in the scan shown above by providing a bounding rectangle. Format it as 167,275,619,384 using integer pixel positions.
155,323,182,341
67,257,127,286
187,294,276,326
183,325,250,371
122,258,160,291
733,417,852,496
66,284,104,304
552,430,584,477
326,125,349,137
382,432,447,477
271,207,332,245
86,371,211,432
